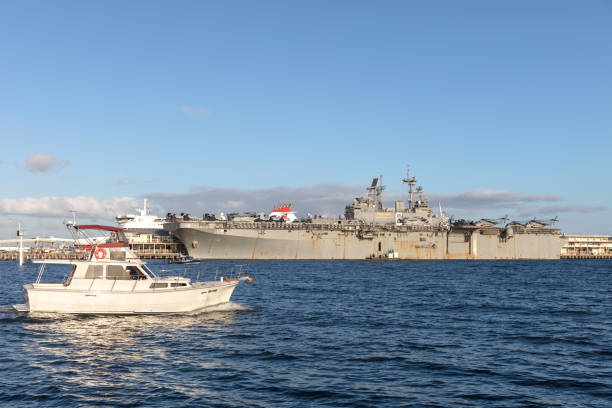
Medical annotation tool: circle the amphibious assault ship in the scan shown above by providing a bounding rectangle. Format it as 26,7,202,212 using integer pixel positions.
164,170,563,260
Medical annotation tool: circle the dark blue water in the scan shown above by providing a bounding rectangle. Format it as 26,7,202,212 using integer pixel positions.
0,260,610,407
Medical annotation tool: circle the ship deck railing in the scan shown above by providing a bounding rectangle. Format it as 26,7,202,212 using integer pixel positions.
179,220,444,233
175,220,560,235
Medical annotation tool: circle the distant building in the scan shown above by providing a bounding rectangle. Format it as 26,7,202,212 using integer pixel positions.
561,235,612,258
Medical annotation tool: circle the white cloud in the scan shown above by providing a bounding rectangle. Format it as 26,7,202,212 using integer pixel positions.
2,188,598,222
24,153,66,173
0,217,17,228
523,205,607,216
181,106,211,117
0,196,141,220
0,187,606,238
117,178,159,186
428,189,563,210
149,184,364,218
150,185,606,221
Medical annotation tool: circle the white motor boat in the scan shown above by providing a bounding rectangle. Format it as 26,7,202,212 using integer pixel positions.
14,224,253,314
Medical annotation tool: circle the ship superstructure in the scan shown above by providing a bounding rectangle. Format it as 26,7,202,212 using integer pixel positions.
345,170,445,228
165,169,563,260
116,199,165,231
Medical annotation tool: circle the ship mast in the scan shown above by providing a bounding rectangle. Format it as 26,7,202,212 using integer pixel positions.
402,167,417,210
367,175,386,211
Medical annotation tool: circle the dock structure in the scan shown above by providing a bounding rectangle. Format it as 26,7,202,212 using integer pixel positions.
561,235,612,259
0,233,185,261
0,250,88,261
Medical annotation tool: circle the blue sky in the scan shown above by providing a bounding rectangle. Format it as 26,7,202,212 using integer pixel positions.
0,1,610,237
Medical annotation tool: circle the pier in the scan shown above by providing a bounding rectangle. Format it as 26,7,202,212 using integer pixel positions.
0,250,88,261
0,234,185,261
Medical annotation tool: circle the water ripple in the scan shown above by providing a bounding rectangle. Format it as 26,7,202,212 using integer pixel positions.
0,260,611,406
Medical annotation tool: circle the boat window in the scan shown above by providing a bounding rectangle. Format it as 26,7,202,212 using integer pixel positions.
106,265,130,280
150,282,168,289
85,265,104,279
170,282,187,287
126,265,146,280
110,250,126,261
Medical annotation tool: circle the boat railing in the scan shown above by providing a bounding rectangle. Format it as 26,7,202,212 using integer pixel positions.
35,263,46,284
193,264,250,283
214,264,250,281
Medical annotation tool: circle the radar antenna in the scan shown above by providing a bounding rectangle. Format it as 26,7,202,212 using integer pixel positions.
366,175,386,210
402,166,418,210
64,210,77,226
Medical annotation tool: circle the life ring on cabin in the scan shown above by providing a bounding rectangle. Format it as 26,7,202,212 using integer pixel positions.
94,248,107,259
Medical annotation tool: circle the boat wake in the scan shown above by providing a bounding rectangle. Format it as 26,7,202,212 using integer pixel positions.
10,304,28,312
0,305,23,314
187,302,252,315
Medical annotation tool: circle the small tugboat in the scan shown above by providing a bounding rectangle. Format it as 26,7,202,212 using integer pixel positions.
168,255,200,265
13,224,253,314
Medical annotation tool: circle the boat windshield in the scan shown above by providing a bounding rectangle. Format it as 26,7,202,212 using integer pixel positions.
64,265,77,285
141,263,157,279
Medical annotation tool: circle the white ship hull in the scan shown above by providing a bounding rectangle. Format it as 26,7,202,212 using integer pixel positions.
24,280,238,314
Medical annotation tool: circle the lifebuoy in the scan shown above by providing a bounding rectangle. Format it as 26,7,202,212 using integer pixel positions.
94,248,107,259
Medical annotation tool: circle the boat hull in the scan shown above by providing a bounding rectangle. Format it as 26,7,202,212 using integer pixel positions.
23,282,238,314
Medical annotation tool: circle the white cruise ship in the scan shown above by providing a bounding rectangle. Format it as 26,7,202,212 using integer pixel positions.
116,199,165,231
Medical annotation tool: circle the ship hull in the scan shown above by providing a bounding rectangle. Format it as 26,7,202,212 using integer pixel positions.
168,223,563,260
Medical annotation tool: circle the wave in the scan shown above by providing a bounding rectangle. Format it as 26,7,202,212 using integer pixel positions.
186,302,252,315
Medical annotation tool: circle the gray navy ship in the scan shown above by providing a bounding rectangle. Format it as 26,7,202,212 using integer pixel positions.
164,169,564,260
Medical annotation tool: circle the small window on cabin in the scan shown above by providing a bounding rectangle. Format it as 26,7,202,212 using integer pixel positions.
170,282,187,287
85,265,104,279
149,282,168,289
106,265,130,280
110,250,126,261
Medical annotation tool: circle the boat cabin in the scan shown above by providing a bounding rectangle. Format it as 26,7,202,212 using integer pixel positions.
32,224,192,291
65,262,149,284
